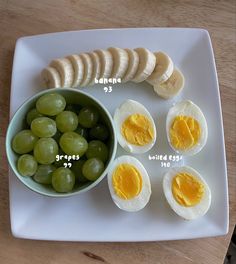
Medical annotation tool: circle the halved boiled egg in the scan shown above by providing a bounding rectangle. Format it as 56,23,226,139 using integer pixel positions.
163,166,211,220
107,155,151,212
114,99,156,154
166,100,208,156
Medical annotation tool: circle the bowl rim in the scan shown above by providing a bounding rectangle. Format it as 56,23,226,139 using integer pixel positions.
6,88,117,197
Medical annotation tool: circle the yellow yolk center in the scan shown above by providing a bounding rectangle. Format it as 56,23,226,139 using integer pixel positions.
121,114,154,146
112,163,143,200
170,116,201,150
172,173,205,207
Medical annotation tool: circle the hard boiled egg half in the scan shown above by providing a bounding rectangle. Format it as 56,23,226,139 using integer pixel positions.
166,100,208,156
114,100,156,154
107,155,151,212
163,166,211,220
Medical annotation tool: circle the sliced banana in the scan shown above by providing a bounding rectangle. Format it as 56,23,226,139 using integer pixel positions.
153,68,185,99
89,52,101,85
147,51,174,86
80,53,93,87
132,48,156,83
94,49,113,79
122,49,139,83
50,58,74,87
108,47,129,79
41,67,61,88
67,54,84,87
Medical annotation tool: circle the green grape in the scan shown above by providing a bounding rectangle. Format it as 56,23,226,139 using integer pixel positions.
71,160,88,183
36,93,66,116
56,111,78,132
78,106,99,128
66,104,81,113
31,117,57,137
33,164,56,184
26,108,43,126
34,138,58,164
52,167,75,193
59,132,88,156
12,130,38,154
17,154,38,177
86,140,108,163
82,158,104,181
89,124,109,141
75,125,89,139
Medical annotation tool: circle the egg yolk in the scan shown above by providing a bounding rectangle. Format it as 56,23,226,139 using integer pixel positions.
172,173,205,207
121,114,154,146
170,116,201,150
112,163,143,200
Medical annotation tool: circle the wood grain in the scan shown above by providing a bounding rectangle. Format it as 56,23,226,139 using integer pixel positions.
0,0,235,263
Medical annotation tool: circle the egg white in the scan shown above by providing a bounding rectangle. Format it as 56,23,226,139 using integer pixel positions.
114,99,156,154
166,100,208,156
107,155,152,212
163,166,211,220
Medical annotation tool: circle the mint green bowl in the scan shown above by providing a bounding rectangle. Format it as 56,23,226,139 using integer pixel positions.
6,88,117,197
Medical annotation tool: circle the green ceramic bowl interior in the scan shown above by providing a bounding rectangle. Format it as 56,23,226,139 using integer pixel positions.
6,88,117,197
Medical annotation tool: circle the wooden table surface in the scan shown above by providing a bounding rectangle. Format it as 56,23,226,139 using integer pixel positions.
0,0,235,263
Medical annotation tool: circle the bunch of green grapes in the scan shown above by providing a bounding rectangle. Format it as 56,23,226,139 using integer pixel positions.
12,93,110,193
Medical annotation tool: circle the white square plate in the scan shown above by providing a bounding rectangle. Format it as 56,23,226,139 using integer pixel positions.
9,28,228,241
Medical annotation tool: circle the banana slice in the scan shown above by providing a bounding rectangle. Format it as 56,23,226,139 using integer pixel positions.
108,47,129,79
147,52,174,86
132,48,156,83
41,67,61,88
80,53,93,87
122,49,139,83
89,52,101,85
50,58,74,87
67,54,84,87
94,49,113,78
153,68,185,99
